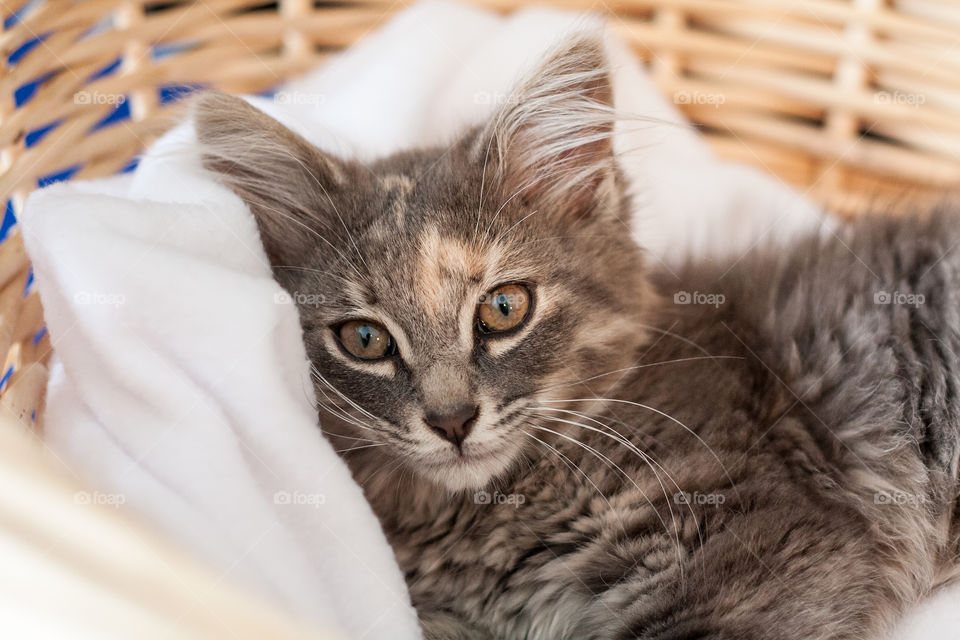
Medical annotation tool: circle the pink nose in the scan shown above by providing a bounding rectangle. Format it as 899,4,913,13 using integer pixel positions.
425,405,478,449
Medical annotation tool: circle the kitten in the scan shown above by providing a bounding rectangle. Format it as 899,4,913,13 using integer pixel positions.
196,35,960,640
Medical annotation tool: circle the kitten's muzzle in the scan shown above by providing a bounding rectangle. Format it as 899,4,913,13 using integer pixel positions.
424,404,478,450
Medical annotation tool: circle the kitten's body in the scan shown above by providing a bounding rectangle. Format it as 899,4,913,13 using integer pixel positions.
352,211,960,640
195,34,960,640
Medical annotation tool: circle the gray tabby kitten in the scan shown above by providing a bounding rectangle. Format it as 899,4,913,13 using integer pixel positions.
195,35,960,640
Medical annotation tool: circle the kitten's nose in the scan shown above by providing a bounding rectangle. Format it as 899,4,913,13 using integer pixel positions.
424,404,478,449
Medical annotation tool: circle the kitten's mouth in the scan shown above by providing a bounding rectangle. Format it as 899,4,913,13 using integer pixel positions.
424,446,499,468
449,448,500,465
418,444,516,491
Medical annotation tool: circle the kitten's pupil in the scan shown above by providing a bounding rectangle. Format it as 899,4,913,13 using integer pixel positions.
495,294,511,316
358,325,373,348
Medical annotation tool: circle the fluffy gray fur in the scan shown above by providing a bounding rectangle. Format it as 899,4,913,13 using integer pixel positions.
195,34,960,640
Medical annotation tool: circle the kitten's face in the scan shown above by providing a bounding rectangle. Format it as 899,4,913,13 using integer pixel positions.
286,154,648,491
197,36,653,491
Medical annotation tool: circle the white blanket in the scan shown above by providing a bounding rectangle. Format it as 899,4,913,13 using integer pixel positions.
20,2,957,638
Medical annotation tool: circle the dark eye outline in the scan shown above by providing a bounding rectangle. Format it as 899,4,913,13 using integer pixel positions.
475,282,535,338
331,319,399,362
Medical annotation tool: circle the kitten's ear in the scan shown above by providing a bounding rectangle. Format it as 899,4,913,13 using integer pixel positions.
193,92,346,265
477,33,616,220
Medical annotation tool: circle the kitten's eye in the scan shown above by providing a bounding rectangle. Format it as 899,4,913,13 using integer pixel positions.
477,283,532,334
337,320,395,360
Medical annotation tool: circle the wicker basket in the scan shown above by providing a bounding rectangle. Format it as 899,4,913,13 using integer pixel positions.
1,0,959,632
1,0,960,433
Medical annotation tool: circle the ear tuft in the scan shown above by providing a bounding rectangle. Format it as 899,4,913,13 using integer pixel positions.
478,33,616,219
193,92,346,265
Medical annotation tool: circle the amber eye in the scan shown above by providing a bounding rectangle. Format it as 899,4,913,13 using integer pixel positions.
477,283,532,334
337,320,396,360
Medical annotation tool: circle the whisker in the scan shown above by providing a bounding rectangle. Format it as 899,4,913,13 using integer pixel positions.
495,209,539,244
278,146,370,273
255,202,363,278
314,393,383,434
524,414,684,572
519,427,618,516
311,378,390,440
541,356,744,393
525,419,682,570
272,264,352,283
310,365,379,422
482,178,535,243
540,397,742,504
481,158,601,247
528,406,705,568
529,408,678,501
321,429,378,444
635,324,724,361
335,443,389,454
474,132,495,241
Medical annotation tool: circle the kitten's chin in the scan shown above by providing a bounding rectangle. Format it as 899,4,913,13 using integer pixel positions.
417,448,517,492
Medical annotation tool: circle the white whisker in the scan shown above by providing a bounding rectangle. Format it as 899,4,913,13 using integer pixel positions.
524,413,685,572
519,427,618,515
541,356,744,393
525,419,682,571
528,406,706,572
310,365,379,421
336,443,389,454
540,397,742,504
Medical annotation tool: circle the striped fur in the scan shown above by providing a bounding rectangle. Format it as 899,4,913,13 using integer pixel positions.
196,34,960,640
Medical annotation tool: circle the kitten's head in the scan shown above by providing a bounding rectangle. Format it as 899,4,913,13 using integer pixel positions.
196,35,653,491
